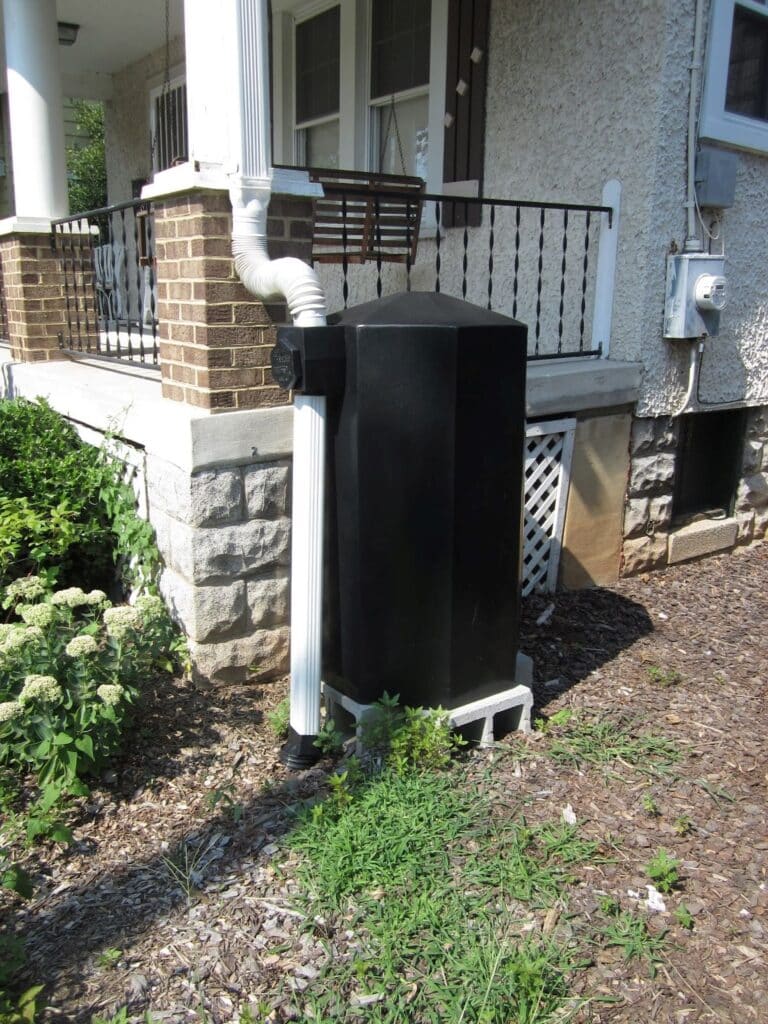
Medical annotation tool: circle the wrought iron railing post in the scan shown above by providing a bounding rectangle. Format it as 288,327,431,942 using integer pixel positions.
590,179,621,359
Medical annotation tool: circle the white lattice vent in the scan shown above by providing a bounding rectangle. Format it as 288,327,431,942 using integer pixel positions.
523,418,576,597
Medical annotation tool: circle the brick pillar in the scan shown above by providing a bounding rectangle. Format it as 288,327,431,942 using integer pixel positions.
154,189,315,412
0,233,70,362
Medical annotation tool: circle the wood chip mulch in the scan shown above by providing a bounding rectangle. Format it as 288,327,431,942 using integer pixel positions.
2,542,766,1023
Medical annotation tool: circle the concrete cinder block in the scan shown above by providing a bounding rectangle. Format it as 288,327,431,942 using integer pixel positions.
323,652,534,750
667,519,738,565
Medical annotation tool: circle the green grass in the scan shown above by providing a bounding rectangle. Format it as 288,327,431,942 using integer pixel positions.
545,714,680,777
285,769,596,1022
597,909,667,977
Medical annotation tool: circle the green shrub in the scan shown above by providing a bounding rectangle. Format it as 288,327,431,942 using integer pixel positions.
0,579,182,798
0,398,157,595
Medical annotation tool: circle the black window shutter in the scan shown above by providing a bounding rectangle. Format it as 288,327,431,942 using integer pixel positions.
442,0,489,228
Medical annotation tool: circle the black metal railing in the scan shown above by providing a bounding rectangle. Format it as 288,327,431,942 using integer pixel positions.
51,198,160,364
310,185,614,360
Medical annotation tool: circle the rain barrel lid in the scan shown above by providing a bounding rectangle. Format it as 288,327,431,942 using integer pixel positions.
329,291,521,328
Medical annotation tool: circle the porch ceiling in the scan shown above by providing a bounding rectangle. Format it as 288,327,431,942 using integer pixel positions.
0,0,185,96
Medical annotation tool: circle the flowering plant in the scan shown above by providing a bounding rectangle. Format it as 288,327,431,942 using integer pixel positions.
0,577,183,797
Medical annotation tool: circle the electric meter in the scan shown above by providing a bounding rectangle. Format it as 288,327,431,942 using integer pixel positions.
663,254,727,339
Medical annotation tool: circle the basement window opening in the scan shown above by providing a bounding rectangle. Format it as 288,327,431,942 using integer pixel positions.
672,409,746,523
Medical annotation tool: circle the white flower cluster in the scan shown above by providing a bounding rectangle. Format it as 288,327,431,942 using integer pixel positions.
51,587,89,608
85,590,109,606
3,575,46,604
18,603,55,628
135,594,165,620
65,634,99,658
0,626,38,654
96,683,125,706
103,605,141,639
19,674,64,705
0,701,22,723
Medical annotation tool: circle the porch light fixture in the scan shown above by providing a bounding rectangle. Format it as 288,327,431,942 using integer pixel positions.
57,22,80,46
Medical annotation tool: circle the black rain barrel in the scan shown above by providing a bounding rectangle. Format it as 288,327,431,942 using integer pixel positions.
273,291,527,710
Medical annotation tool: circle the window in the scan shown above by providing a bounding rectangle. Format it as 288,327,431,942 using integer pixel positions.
295,5,341,167
149,75,188,172
700,0,768,152
271,0,448,188
370,0,431,177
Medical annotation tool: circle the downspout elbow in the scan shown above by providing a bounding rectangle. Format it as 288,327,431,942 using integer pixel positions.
230,187,327,326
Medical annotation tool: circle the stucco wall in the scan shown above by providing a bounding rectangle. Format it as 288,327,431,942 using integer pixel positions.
104,36,184,206
484,0,768,414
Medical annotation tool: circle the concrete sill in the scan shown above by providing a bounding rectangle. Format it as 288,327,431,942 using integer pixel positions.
667,517,738,564
527,357,642,417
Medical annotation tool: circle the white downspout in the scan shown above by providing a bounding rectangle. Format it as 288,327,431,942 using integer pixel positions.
228,0,329,765
684,0,706,252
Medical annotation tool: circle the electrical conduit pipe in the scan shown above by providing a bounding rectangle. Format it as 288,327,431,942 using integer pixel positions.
230,181,329,768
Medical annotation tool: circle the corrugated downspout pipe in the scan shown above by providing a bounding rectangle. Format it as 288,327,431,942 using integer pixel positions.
230,185,327,326
231,181,329,769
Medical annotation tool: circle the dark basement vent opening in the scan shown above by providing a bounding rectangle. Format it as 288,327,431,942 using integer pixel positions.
672,409,746,523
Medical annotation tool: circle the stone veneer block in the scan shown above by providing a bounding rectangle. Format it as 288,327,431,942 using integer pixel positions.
188,627,289,685
150,508,290,584
621,532,669,576
244,462,290,518
147,456,243,526
248,576,290,629
667,519,738,564
160,568,247,643
628,453,675,496
624,497,650,538
736,472,768,510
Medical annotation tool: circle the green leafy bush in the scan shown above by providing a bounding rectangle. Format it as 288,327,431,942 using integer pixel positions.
0,578,182,798
0,398,157,595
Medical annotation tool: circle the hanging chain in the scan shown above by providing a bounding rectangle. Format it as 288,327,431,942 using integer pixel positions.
378,94,407,176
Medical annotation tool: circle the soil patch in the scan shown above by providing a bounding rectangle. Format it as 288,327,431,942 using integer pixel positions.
2,544,766,1023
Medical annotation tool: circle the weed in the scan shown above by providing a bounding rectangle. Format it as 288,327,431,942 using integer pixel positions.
646,665,682,688
314,718,345,757
598,895,622,917
162,835,220,905
95,948,122,970
205,782,243,823
0,984,43,1024
641,792,660,817
673,814,693,836
288,766,598,1021
645,848,681,893
534,708,573,734
599,910,667,977
674,903,695,930
358,693,464,772
546,713,680,776
266,698,290,739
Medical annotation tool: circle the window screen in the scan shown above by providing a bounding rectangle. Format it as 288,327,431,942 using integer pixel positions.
154,82,188,171
295,6,341,125
370,0,431,100
726,3,768,121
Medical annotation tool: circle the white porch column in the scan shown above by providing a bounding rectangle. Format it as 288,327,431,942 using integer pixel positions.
2,0,68,222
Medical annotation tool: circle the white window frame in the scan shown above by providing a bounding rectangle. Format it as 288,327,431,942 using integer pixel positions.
271,0,447,191
700,0,768,153
292,0,342,166
148,67,188,173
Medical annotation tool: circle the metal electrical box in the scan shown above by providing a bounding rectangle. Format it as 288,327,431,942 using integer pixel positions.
663,254,727,339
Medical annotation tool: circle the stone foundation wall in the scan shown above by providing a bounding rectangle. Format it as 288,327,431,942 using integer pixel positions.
621,406,768,576
147,452,291,685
